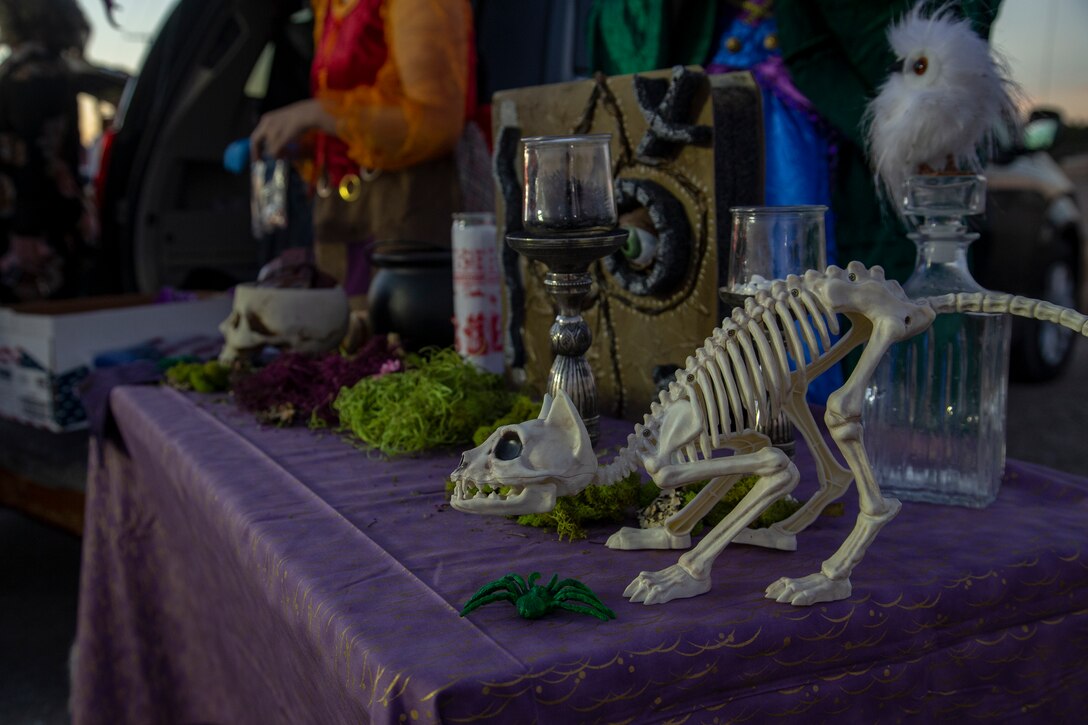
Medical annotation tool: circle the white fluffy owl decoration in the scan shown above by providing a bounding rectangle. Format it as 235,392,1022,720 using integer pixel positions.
866,3,1018,205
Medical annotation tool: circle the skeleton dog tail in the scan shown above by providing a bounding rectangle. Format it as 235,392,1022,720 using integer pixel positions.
925,292,1088,336
594,413,658,488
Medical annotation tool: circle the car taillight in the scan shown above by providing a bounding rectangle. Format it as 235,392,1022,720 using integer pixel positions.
94,126,117,210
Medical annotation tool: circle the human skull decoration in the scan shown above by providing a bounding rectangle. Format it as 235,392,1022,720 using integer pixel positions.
218,284,350,364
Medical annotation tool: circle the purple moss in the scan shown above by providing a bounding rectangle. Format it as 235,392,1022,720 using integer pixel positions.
232,337,401,425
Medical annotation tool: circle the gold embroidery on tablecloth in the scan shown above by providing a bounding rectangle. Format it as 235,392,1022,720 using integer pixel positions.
368,664,389,705
1011,624,1038,641
567,679,654,712
419,675,465,702
839,677,879,697
356,650,370,690
377,673,411,707
817,663,876,682
1021,571,1061,587
900,592,942,610
796,619,851,642
818,608,855,623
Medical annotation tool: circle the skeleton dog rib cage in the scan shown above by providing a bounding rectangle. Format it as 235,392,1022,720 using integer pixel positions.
450,260,1088,607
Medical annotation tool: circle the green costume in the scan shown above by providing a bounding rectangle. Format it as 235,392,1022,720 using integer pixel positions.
586,0,717,77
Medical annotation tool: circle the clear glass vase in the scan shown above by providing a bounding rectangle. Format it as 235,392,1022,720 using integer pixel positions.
862,175,1010,507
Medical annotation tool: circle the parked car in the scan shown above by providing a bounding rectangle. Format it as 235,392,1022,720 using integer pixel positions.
976,116,1085,382
94,0,313,294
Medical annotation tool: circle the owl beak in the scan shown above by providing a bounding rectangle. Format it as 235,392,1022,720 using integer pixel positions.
887,57,905,76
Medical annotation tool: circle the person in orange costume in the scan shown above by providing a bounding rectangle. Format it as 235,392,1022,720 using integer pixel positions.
251,0,474,301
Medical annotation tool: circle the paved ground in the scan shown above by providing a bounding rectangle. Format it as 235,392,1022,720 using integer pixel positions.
2,339,1086,723
0,509,79,725
1006,337,1088,477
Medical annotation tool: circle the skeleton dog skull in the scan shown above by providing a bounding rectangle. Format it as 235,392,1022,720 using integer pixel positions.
450,391,598,516
218,284,350,364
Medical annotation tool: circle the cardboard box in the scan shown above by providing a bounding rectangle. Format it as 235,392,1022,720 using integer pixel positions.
0,294,231,431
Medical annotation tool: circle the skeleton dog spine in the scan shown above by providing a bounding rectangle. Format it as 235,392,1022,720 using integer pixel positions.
595,280,845,487
596,275,1088,491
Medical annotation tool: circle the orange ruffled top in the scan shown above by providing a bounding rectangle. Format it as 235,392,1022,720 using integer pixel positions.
311,0,474,179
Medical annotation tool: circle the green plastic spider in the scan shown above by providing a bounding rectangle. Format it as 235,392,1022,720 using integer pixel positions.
459,572,616,621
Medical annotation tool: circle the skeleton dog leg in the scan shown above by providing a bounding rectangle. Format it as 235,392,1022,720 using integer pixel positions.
767,322,901,605
606,473,740,551
625,444,799,604
612,397,713,550
613,399,767,549
608,432,784,551
772,324,871,541
665,433,800,551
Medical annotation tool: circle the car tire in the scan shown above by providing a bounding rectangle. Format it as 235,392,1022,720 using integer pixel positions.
1010,237,1079,382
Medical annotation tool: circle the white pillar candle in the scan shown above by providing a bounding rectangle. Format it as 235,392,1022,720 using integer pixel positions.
451,213,504,374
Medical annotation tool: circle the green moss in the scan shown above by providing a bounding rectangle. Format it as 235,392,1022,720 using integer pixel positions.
444,472,656,541
164,360,230,393
334,347,516,456
514,473,658,541
446,472,803,541
472,395,540,447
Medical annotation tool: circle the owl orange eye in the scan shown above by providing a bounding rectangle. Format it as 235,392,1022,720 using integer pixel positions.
913,57,928,75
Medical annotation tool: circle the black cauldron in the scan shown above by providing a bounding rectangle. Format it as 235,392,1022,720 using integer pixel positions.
367,242,453,351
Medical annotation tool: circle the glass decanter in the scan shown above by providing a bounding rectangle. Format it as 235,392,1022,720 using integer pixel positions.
862,175,1010,507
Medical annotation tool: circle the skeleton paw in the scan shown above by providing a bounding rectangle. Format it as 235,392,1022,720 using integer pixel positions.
623,565,711,605
765,573,851,606
732,525,797,551
606,527,691,551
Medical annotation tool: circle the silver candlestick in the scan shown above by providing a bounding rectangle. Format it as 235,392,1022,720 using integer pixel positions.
512,134,620,445
506,231,626,445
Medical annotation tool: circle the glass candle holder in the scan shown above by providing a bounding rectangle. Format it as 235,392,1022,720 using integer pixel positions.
522,134,617,236
721,205,828,458
726,205,828,294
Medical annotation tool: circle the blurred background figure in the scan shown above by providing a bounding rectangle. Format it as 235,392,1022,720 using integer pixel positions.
586,0,846,400
775,0,1004,283
249,0,475,306
0,0,98,302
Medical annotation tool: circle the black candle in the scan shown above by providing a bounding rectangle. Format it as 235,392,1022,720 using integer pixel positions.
522,134,617,237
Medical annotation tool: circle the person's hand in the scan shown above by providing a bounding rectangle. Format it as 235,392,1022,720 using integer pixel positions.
250,98,336,160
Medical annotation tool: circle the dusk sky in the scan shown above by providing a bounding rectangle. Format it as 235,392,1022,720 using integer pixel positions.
76,0,1088,123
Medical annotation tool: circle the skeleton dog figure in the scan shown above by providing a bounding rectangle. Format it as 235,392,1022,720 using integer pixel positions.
450,261,1088,606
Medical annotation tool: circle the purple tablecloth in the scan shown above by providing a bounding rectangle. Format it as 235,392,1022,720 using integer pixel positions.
72,386,1088,723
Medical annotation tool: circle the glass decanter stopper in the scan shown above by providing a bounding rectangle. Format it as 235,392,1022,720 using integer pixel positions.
863,175,1010,507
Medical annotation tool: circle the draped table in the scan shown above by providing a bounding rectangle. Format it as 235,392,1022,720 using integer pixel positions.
72,386,1088,723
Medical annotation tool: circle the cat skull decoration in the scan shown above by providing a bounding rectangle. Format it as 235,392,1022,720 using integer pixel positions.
450,391,598,516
